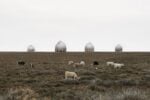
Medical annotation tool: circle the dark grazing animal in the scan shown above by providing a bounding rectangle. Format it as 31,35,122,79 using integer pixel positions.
17,60,25,65
93,61,99,65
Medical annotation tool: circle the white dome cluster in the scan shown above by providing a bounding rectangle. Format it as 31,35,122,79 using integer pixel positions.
26,41,124,52
55,41,67,52
85,42,94,52
27,45,35,52
115,44,123,52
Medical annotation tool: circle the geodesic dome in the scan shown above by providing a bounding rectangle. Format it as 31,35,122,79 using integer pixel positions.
27,45,35,52
115,44,123,52
55,41,67,52
85,42,94,52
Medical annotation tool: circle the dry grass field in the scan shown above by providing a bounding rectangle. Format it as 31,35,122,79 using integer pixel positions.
0,52,150,100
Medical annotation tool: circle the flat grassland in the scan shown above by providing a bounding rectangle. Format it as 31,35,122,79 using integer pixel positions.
0,52,150,100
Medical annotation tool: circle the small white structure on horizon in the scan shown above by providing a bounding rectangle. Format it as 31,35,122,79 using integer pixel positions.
115,44,123,52
85,42,94,52
27,45,35,52
55,41,67,52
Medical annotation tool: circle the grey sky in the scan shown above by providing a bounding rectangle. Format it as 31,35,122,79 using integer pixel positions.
0,0,150,51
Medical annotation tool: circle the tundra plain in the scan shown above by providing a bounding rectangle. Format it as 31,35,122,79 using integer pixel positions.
0,52,150,100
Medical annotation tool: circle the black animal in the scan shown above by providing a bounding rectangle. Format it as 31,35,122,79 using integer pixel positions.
18,60,25,65
93,61,99,65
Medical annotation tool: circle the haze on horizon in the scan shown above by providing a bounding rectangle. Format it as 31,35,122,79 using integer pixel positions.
0,0,150,52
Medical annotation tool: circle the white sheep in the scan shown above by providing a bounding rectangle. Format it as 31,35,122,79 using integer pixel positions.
80,61,85,66
73,61,85,67
65,71,79,80
68,61,74,65
106,61,114,66
113,63,125,69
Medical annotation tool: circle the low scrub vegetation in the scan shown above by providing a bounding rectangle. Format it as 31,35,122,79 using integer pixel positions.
0,87,149,100
0,52,150,99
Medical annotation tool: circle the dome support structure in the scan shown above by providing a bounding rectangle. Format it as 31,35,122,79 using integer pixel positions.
55,41,67,52
85,42,94,52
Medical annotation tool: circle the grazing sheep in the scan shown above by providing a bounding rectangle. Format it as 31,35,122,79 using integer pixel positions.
73,62,81,68
80,61,85,66
73,61,85,67
68,61,74,65
65,71,79,80
106,61,114,66
113,63,125,69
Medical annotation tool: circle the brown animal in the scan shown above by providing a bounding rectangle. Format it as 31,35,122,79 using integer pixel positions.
73,62,81,67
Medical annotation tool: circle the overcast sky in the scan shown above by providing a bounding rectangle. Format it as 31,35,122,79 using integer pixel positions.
0,0,150,52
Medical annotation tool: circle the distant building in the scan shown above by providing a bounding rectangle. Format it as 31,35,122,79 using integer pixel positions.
85,42,94,52
55,41,67,52
27,45,35,52
115,44,123,52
